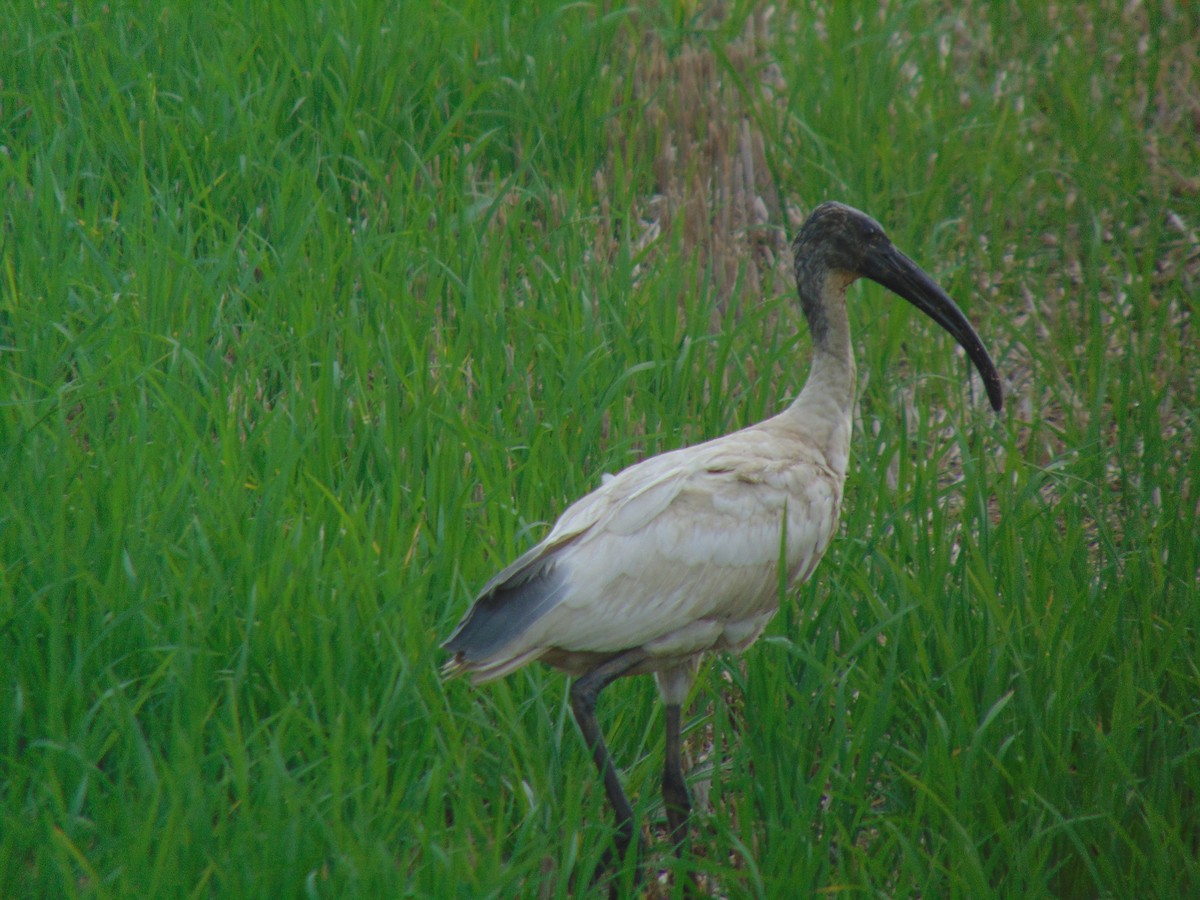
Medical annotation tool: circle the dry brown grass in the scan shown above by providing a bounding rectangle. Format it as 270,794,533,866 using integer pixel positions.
597,3,792,313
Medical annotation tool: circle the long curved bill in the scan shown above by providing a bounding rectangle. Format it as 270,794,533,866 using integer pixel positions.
862,244,1004,412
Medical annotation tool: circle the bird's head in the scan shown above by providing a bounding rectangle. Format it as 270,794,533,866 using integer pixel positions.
792,201,893,278
792,201,1003,412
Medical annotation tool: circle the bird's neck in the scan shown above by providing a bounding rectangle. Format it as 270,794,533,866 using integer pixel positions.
776,274,856,474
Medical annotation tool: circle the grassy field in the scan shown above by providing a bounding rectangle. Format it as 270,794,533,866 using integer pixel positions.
2,0,1198,896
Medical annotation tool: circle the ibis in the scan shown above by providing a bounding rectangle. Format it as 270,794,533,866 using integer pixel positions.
442,201,1002,882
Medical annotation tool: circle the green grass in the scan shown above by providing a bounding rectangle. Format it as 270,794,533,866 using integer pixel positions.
2,0,1197,896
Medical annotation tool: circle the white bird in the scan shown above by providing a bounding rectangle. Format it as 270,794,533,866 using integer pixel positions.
442,201,1003,884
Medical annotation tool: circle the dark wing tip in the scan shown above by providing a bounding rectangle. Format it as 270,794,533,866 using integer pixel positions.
440,651,467,679
439,561,568,672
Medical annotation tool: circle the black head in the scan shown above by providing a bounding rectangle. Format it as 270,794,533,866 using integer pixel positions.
792,201,893,279
791,201,1003,412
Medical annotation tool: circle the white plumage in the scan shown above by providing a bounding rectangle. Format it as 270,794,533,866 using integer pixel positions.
455,417,847,690
442,201,1002,886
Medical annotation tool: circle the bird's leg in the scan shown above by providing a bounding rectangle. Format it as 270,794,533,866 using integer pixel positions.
662,702,691,854
569,649,650,888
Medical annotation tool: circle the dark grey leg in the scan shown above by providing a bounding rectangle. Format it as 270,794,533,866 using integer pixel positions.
662,702,691,853
569,650,650,887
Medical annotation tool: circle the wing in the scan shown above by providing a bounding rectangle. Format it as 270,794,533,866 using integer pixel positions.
541,437,842,654
443,426,843,680
440,462,647,673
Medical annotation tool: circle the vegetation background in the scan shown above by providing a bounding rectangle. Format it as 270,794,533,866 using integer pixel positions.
2,0,1197,896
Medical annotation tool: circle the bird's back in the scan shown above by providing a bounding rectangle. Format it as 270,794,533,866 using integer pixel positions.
443,413,849,683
